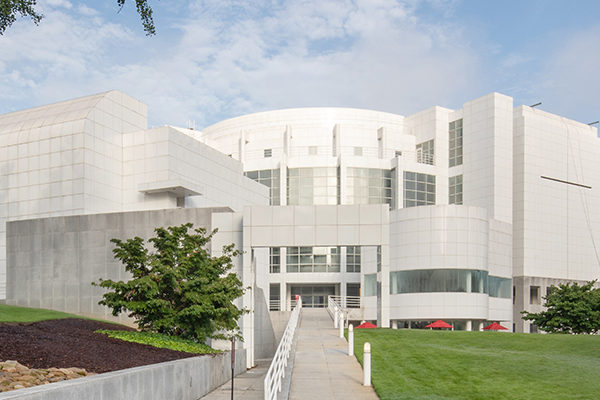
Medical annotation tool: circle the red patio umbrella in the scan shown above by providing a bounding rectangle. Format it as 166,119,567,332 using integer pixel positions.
425,320,453,329
356,321,377,329
483,322,508,331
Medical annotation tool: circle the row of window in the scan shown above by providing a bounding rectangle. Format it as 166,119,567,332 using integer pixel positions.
388,269,511,298
260,118,463,168
270,246,362,273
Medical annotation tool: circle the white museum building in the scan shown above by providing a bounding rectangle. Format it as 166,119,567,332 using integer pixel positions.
1,90,599,366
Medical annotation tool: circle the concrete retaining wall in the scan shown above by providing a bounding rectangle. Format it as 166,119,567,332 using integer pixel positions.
0,350,246,400
5,207,232,323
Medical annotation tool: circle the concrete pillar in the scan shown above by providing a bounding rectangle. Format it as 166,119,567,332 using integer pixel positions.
391,320,398,329
466,320,472,331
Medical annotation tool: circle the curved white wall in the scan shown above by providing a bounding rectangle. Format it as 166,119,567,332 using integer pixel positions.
390,205,489,271
389,205,511,322
201,107,410,169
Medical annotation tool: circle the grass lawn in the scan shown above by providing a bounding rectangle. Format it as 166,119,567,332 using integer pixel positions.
0,303,85,322
351,328,600,400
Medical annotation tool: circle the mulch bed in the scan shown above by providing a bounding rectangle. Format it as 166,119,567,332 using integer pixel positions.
0,319,202,373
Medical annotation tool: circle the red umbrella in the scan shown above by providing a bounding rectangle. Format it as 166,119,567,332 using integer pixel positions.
425,320,453,329
483,322,508,331
356,321,377,329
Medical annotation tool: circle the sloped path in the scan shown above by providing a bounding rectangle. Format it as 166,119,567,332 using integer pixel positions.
289,308,379,399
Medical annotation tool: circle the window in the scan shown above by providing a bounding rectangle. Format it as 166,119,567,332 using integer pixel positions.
488,276,511,298
347,283,360,297
449,119,463,167
364,274,377,296
395,150,402,157
346,246,361,273
449,175,463,205
346,283,361,308
403,171,435,208
530,286,540,304
269,247,280,273
286,247,340,273
308,146,318,155
346,168,394,207
353,146,363,156
390,269,490,294
245,169,281,205
530,323,538,334
264,148,272,158
416,139,434,165
513,286,516,304
287,167,339,205
269,284,280,311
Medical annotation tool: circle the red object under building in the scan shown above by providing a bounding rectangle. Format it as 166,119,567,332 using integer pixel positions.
356,321,377,329
483,322,508,331
425,320,453,329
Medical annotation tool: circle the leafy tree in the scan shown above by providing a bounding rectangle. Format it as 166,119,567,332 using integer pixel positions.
521,281,600,334
93,223,246,343
0,0,155,35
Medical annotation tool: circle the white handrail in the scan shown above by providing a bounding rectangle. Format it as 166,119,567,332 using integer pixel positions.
264,297,302,400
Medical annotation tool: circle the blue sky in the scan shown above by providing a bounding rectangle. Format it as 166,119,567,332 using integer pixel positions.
1,0,599,128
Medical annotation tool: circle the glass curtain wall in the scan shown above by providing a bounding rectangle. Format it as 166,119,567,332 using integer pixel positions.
449,119,463,167
449,175,463,205
346,168,394,207
403,171,436,207
390,269,489,294
287,167,339,205
245,169,281,205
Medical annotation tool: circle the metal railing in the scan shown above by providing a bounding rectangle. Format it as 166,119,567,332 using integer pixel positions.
269,299,281,311
264,297,302,400
328,295,361,309
328,295,364,325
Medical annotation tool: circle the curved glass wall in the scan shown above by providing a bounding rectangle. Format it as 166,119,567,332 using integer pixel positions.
390,269,488,294
488,276,511,298
287,167,339,205
346,168,394,207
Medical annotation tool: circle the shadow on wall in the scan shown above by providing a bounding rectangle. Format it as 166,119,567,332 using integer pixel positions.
254,287,277,359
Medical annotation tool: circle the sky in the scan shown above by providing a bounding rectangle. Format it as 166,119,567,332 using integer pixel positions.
1,0,599,129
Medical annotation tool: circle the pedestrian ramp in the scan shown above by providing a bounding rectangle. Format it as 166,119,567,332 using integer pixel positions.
288,308,379,399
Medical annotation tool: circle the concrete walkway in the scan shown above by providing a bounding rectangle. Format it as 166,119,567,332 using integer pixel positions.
200,358,270,399
289,308,379,399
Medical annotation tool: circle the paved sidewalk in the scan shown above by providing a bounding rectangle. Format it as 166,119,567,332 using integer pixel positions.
200,358,270,399
289,308,379,399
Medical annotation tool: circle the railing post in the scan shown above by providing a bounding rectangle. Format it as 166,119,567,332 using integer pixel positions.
339,312,344,338
348,324,354,356
363,342,371,386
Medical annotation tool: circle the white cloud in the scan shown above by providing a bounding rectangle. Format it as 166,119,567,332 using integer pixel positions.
0,0,484,127
42,0,73,9
77,4,99,16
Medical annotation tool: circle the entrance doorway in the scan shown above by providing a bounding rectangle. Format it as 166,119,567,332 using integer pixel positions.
290,285,336,308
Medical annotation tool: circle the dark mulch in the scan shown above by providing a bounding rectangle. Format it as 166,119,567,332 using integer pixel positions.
0,319,204,373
